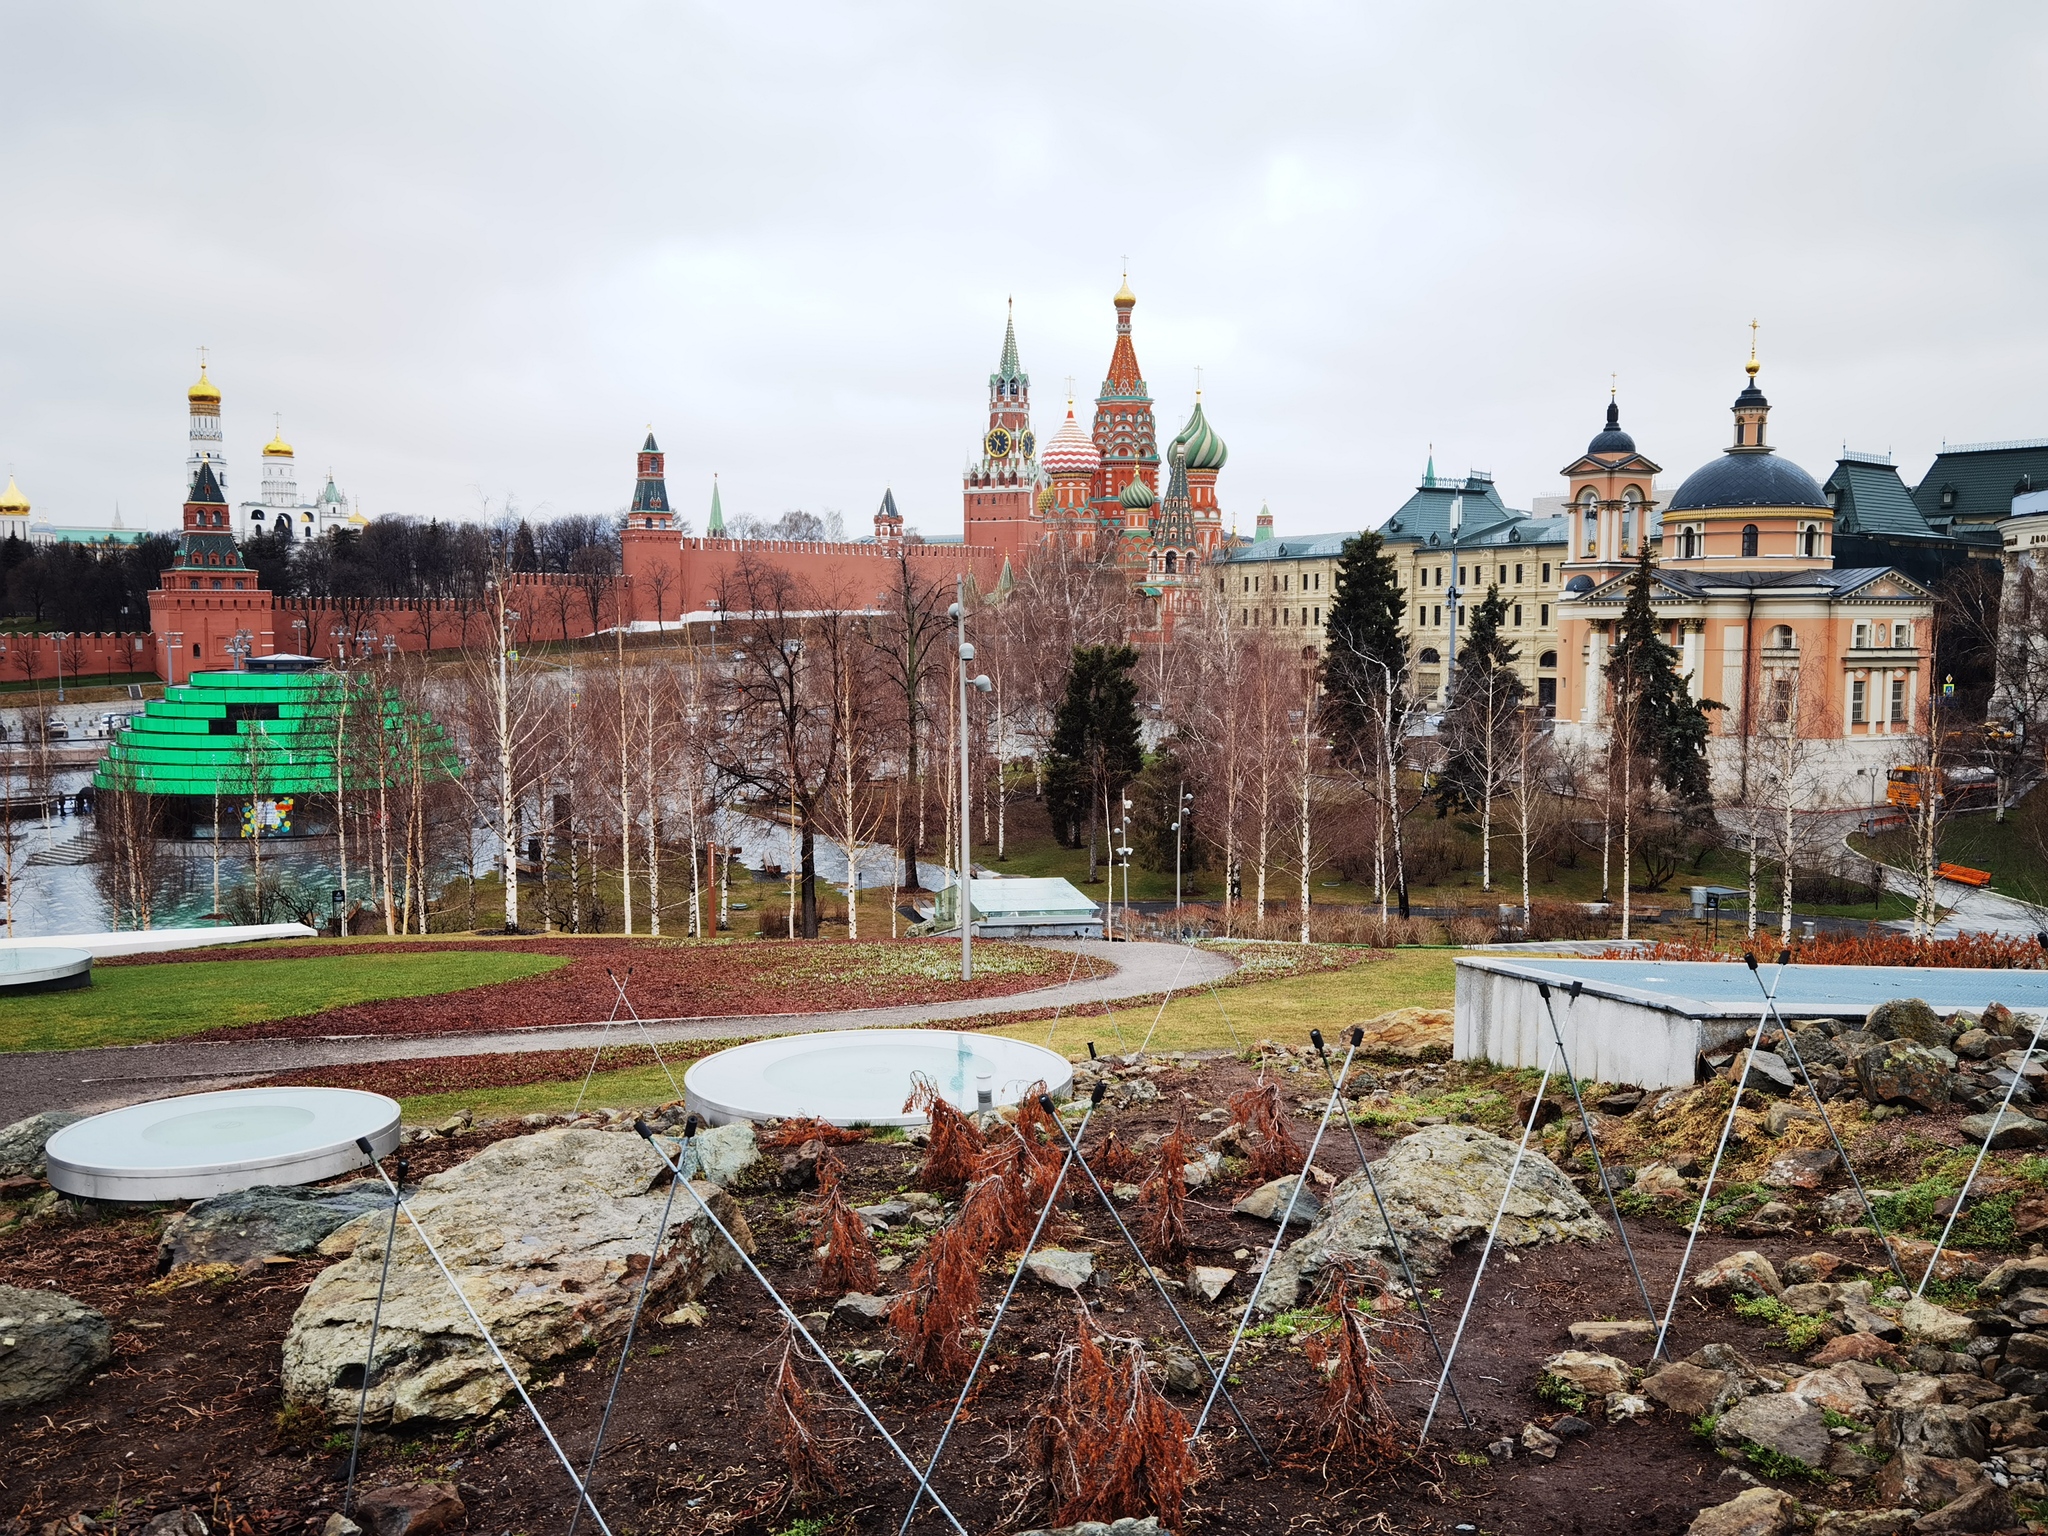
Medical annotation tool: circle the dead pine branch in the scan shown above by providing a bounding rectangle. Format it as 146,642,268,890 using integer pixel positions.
1227,1079,1304,1182
806,1150,880,1298
1302,1270,1407,1483
905,1072,988,1192
1137,1117,1194,1265
767,1321,844,1504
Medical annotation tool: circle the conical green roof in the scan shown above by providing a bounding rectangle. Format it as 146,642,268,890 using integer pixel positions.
94,666,458,799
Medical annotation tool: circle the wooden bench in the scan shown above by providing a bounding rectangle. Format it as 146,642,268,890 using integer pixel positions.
1936,862,1993,887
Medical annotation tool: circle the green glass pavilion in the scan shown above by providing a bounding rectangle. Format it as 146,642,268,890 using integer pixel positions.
93,657,458,836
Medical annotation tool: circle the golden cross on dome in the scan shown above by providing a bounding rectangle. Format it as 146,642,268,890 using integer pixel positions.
1194,365,1203,397
1611,373,1617,400
1750,318,1759,358
1064,374,1076,404
197,344,208,373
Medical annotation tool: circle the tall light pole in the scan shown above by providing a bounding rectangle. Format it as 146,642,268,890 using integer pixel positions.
48,633,72,704
1171,783,1193,910
949,577,992,979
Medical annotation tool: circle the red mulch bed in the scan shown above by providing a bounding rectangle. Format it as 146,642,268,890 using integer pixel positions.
113,939,1110,1042
0,1058,1920,1536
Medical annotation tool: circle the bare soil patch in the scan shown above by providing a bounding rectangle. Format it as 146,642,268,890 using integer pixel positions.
0,1056,1991,1536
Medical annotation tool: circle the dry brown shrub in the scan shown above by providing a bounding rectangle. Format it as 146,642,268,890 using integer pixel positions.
1227,1079,1303,1182
974,1135,1060,1255
806,1150,879,1296
760,1115,864,1149
905,1073,988,1192
1301,1272,1405,1480
1093,1126,1149,1184
888,1176,1005,1382
1027,1308,1200,1531
1138,1117,1194,1265
768,1323,843,1500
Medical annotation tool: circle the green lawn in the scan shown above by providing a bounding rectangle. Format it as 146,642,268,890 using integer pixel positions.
992,945,1463,1057
399,1062,685,1124
3,951,568,1052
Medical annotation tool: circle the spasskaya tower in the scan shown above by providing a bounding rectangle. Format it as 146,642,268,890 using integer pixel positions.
962,299,1038,565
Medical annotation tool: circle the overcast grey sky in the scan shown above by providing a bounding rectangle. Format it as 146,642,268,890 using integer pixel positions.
4,4,2044,539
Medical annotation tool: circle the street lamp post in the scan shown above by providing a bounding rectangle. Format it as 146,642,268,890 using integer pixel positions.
49,633,71,703
949,577,993,979
1170,783,1194,911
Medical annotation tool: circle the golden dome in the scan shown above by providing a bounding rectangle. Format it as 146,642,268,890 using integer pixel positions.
188,368,221,404
262,432,294,458
0,475,27,515
1114,275,1136,306
1745,356,1761,378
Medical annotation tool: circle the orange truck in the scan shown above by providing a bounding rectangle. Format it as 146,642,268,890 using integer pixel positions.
1885,765,1997,812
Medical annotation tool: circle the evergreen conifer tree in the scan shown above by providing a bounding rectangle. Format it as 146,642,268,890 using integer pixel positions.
1045,644,1144,879
1321,529,1407,754
1606,545,1718,805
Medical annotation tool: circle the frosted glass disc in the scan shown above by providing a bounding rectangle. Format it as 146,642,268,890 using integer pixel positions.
685,1029,1073,1127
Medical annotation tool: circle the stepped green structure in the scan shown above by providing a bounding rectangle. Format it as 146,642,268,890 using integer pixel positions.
94,658,458,824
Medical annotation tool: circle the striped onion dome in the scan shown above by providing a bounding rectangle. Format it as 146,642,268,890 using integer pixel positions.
1119,475,1155,511
1173,396,1227,472
1039,405,1101,477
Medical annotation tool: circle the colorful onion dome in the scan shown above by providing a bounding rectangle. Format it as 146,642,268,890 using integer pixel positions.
1173,396,1227,472
1040,405,1102,477
187,368,221,404
262,432,294,458
0,476,28,515
1119,475,1155,511
1114,275,1136,307
1036,485,1055,512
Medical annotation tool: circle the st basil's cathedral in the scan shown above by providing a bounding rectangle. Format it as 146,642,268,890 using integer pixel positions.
963,281,1233,631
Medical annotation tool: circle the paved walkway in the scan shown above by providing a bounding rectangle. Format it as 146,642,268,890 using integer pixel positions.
3,939,1236,1123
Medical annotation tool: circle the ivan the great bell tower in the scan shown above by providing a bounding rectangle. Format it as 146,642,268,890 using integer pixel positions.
962,300,1038,565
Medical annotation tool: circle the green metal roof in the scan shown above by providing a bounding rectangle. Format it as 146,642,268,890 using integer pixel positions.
1825,455,1939,540
1910,440,2048,526
94,667,459,798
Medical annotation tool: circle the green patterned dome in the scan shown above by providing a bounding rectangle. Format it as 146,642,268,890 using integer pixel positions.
1173,397,1228,472
1119,475,1156,511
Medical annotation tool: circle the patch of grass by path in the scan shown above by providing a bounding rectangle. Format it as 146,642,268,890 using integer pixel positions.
398,1062,687,1124
992,946,1463,1057
1,952,568,1052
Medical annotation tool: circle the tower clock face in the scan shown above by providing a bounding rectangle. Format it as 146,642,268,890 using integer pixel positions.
984,427,1012,458
1018,429,1036,458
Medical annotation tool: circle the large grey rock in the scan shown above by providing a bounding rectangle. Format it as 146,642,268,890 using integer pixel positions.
0,1283,110,1409
0,1112,81,1178
1642,1362,1744,1418
1685,1487,1797,1536
1231,1176,1320,1229
1875,1451,1989,1514
1958,1108,2048,1150
1878,1404,1989,1461
282,1129,750,1425
1911,1482,2016,1533
1868,998,1950,1048
676,1122,760,1187
1018,1521,1162,1536
158,1182,394,1274
1713,1393,1831,1468
1254,1124,1607,1310
1024,1249,1095,1292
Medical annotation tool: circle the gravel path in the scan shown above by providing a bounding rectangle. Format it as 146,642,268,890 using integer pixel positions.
1,938,1235,1121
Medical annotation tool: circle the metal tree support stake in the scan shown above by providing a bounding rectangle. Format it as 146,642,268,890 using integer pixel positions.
896,1084,1106,1536
342,1150,408,1519
1422,1030,1560,1443
565,1135,690,1536
1738,952,1911,1292
1046,1099,1270,1462
1536,982,1658,1328
1193,1037,1361,1446
636,1121,973,1536
1306,1026,1471,1430
356,1149,616,1536
573,966,683,1114
1651,951,1787,1365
